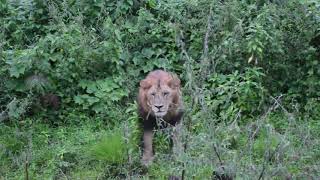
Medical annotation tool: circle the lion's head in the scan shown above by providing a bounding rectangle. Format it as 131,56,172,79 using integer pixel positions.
138,70,181,118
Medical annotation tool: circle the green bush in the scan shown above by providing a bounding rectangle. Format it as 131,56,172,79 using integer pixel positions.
1,0,320,179
205,67,266,123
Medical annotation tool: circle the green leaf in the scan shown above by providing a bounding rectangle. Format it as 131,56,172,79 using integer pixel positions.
142,48,154,59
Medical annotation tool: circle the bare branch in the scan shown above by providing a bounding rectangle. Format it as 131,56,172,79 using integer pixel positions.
201,6,213,76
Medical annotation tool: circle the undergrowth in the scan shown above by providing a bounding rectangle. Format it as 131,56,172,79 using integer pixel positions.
1,0,320,179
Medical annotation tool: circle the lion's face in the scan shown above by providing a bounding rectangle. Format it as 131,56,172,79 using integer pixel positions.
145,84,175,117
139,70,181,118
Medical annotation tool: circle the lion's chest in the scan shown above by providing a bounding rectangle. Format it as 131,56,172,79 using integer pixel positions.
141,111,184,131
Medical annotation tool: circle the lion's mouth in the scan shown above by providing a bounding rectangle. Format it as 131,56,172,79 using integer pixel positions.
154,111,166,118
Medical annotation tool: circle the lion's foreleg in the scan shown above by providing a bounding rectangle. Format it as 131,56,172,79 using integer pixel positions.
142,130,154,166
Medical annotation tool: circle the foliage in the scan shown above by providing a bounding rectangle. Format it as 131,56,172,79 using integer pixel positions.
89,128,126,163
205,67,266,123
1,0,320,179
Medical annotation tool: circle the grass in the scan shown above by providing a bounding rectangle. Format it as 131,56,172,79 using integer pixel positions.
0,119,111,179
0,108,320,179
89,128,126,163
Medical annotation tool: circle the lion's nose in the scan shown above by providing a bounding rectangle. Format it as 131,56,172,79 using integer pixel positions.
155,105,163,110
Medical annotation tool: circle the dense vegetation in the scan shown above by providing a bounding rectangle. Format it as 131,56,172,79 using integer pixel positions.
0,0,319,179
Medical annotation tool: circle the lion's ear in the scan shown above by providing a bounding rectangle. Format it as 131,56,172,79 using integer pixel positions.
140,79,151,89
168,75,181,89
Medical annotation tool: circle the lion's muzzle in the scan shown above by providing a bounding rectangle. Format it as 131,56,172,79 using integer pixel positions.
152,104,168,118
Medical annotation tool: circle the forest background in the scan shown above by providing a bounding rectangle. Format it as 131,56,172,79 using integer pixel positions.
0,0,319,179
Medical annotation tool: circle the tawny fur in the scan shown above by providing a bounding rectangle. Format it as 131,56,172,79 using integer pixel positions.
137,70,183,128
137,69,184,166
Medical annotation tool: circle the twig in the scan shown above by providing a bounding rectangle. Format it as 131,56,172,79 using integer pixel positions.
0,98,15,122
201,6,213,76
177,29,195,180
25,159,29,180
250,95,282,141
270,95,291,117
59,168,69,180
258,143,281,180
0,112,9,122
25,129,33,180
124,121,131,180
213,144,224,169
236,95,282,166
177,6,214,175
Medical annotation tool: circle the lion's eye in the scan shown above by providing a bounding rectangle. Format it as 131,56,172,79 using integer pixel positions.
151,92,156,96
163,92,169,96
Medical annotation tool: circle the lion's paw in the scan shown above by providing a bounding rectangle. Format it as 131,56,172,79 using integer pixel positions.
141,153,154,166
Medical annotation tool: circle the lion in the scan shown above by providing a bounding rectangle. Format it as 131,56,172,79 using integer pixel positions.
137,69,184,166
